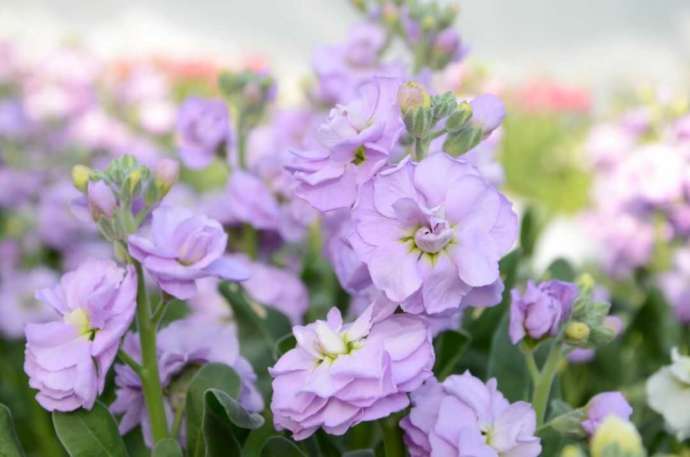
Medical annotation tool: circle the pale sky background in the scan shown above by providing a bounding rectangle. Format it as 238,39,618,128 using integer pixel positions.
1,0,689,268
1,0,690,92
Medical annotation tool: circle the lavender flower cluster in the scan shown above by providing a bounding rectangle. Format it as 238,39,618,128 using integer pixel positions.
0,1,674,457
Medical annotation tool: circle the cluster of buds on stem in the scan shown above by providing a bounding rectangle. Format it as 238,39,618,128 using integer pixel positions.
397,80,504,160
71,155,179,246
564,274,617,348
218,69,276,129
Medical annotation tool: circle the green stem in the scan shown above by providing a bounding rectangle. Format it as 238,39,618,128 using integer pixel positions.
151,297,169,328
236,113,248,169
380,415,405,457
241,224,258,259
532,344,562,427
134,261,169,444
171,403,185,439
413,137,425,161
524,350,540,386
117,349,142,375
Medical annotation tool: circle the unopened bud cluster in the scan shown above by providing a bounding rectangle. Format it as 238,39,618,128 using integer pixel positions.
71,155,179,243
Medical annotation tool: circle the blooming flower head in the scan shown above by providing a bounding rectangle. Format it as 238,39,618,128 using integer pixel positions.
0,268,58,339
176,97,230,169
128,206,251,299
349,152,517,315
289,76,405,212
111,317,262,447
581,391,633,436
509,280,578,345
400,373,541,457
24,259,137,411
269,305,433,440
311,22,402,104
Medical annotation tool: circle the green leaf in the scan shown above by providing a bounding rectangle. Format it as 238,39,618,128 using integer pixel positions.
260,436,307,457
487,313,529,402
0,404,25,457
273,334,297,360
519,206,541,259
52,401,128,457
186,363,241,457
123,429,148,457
203,388,264,453
433,329,472,379
241,413,276,457
152,439,183,457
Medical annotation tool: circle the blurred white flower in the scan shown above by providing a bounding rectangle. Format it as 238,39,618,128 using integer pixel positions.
646,348,690,440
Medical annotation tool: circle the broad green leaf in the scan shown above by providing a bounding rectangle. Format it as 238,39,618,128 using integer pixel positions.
487,313,529,402
241,411,276,457
203,388,264,453
260,436,307,457
52,401,128,457
123,429,148,457
186,363,241,457
433,329,472,380
152,439,183,457
273,334,297,360
0,404,25,457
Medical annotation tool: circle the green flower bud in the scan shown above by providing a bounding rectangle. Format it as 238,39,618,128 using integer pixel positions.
445,102,473,132
565,321,590,344
398,82,433,138
398,82,431,114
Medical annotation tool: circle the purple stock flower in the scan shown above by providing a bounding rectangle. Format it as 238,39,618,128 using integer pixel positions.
37,181,98,250
24,259,137,411
349,153,517,315
311,22,399,104
660,248,690,325
87,180,117,219
582,392,633,436
323,211,372,294
470,94,505,134
111,317,263,447
176,97,231,169
269,305,433,440
509,280,578,345
0,98,29,139
128,206,250,299
401,373,541,457
289,76,405,212
0,268,58,339
241,258,309,324
187,277,232,321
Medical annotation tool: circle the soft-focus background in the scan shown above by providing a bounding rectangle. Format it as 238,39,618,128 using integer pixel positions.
2,0,689,96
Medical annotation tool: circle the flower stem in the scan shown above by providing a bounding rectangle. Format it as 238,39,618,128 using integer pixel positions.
532,344,562,427
236,113,248,169
133,261,169,444
524,350,540,386
117,349,142,375
413,137,425,161
380,414,405,457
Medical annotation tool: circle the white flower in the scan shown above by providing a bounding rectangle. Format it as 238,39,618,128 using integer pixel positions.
646,348,690,440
